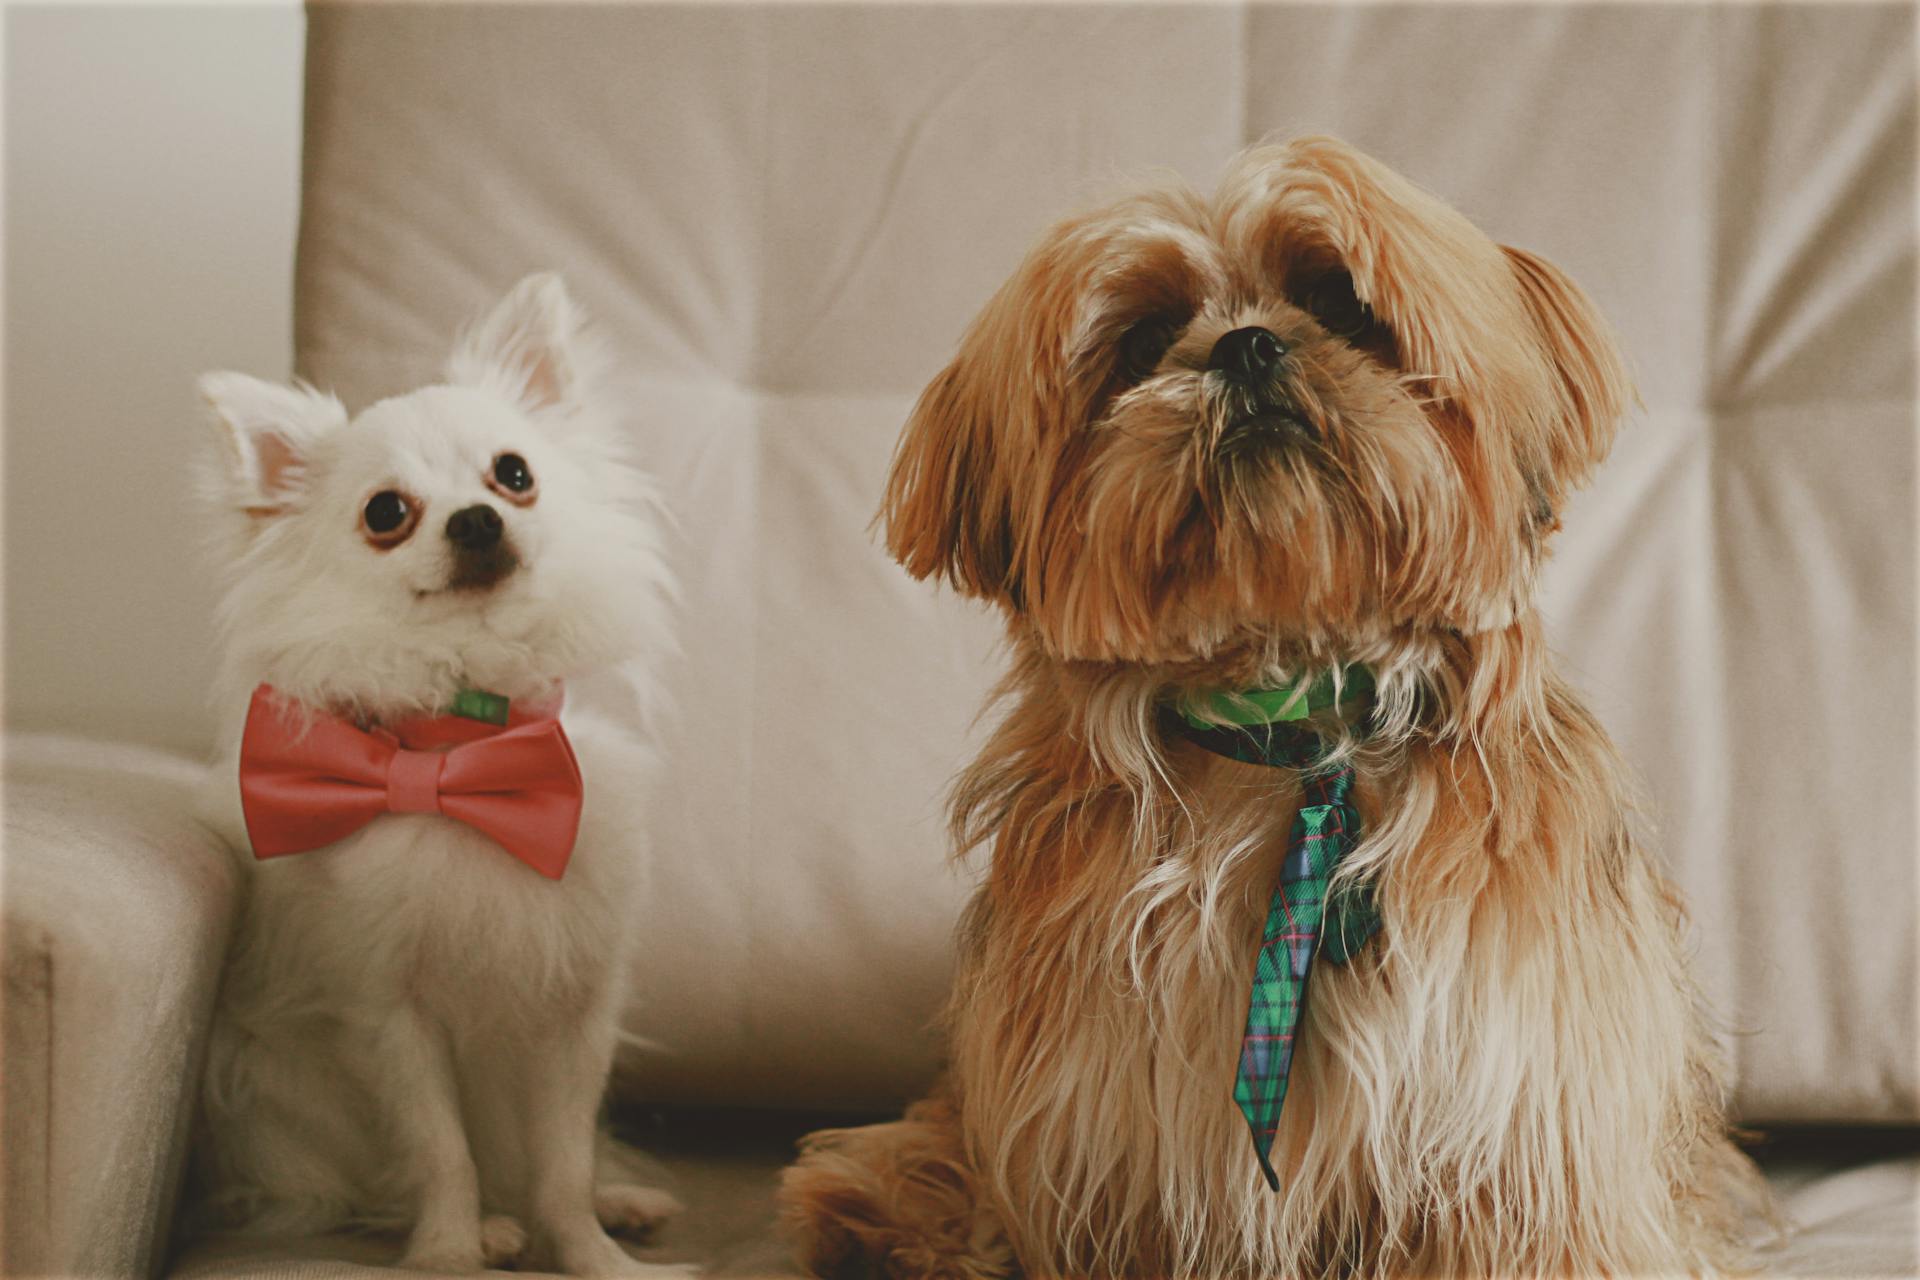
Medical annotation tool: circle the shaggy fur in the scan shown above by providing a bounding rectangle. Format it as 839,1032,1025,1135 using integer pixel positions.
190,275,684,1276
779,139,1767,1278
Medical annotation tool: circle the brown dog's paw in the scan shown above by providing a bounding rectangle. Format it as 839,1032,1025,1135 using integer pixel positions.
777,1109,1017,1280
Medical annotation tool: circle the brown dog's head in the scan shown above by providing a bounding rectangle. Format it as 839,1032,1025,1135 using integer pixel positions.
881,137,1630,666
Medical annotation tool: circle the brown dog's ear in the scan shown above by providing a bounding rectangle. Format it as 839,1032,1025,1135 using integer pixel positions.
879,360,1017,600
1503,245,1634,511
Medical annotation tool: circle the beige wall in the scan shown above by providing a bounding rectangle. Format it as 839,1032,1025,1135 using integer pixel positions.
4,3,303,754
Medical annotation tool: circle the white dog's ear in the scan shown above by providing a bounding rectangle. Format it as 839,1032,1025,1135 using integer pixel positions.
199,372,346,513
446,273,584,413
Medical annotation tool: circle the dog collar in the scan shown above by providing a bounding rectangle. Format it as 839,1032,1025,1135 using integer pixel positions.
1172,666,1374,770
1177,665,1374,730
403,685,565,737
340,683,564,737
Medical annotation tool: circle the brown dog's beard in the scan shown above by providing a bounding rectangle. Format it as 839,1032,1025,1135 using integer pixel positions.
929,616,1764,1279
1019,319,1522,665
778,624,1762,1279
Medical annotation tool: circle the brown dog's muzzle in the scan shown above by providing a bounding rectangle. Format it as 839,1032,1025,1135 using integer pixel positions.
1209,326,1316,451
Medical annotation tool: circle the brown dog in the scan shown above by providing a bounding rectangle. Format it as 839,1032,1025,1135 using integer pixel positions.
780,137,1764,1278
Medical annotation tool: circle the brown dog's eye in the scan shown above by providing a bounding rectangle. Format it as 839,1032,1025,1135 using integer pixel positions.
1301,271,1374,339
361,489,419,547
1119,317,1179,382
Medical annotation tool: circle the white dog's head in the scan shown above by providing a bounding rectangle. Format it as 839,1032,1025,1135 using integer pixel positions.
199,273,672,723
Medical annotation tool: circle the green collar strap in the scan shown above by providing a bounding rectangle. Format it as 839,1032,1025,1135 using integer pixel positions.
1177,665,1375,732
449,687,512,726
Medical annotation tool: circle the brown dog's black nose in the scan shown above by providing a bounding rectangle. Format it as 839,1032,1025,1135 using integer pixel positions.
445,504,503,551
1208,326,1287,379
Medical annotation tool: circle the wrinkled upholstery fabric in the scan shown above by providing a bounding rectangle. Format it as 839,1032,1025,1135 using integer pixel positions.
1,737,239,1279
290,4,1916,1122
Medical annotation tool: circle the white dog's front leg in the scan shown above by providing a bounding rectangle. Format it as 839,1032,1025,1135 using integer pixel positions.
521,1014,673,1277
370,1008,487,1272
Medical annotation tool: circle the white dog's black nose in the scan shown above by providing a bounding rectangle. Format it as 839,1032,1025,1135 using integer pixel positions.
445,504,504,551
1208,326,1287,379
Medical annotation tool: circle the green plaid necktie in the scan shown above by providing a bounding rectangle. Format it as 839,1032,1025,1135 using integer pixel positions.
1175,669,1383,1191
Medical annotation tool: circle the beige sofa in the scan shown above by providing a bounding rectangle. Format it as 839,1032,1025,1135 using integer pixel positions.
5,5,1917,1277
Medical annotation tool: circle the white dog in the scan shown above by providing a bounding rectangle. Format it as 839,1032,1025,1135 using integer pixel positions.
191,274,683,1276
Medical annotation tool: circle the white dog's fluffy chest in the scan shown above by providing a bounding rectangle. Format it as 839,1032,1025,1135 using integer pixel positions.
208,708,652,1035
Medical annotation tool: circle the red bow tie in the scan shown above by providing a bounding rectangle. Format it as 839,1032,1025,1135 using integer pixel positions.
238,684,582,879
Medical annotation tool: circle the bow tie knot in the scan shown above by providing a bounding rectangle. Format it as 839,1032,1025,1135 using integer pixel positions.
384,744,450,816
238,684,583,879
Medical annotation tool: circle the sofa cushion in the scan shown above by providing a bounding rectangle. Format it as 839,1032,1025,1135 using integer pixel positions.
290,3,1916,1121
166,1115,1920,1279
2,735,239,1279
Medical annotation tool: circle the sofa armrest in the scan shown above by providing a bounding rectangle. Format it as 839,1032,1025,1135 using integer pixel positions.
3,735,241,1279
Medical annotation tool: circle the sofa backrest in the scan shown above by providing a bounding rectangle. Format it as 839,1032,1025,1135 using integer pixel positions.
295,3,1916,1122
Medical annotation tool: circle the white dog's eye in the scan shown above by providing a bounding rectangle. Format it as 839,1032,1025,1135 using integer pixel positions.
361,489,420,548
488,452,537,506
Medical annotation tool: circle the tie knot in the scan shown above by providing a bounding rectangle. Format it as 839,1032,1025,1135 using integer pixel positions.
386,747,446,815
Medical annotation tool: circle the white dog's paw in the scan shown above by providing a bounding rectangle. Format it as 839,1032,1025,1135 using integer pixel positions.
397,1238,485,1274
480,1214,529,1267
594,1182,684,1238
555,1229,692,1277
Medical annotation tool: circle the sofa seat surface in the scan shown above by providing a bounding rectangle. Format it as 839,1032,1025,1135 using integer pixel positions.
167,1115,1919,1280
2,734,239,1279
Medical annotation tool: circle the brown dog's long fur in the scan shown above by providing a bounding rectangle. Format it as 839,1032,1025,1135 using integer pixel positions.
780,138,1766,1279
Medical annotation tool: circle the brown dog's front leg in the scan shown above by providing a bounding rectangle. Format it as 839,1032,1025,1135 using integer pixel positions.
778,1093,1018,1280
